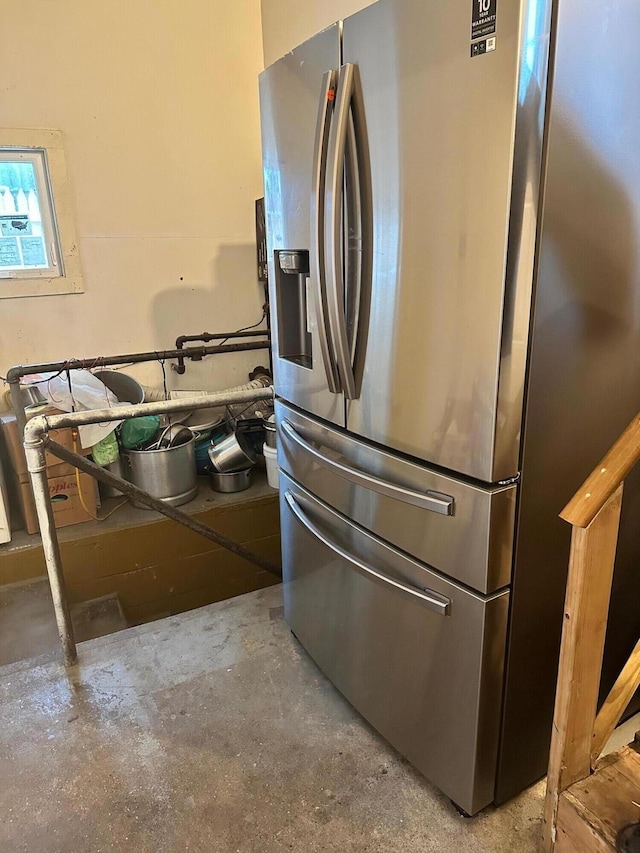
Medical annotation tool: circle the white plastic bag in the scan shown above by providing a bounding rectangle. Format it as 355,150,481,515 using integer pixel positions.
31,370,126,448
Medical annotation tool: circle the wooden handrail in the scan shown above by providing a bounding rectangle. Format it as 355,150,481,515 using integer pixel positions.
543,485,624,851
544,409,640,850
561,412,640,528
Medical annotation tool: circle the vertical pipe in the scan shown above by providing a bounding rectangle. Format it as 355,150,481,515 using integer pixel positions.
9,379,28,454
24,435,77,667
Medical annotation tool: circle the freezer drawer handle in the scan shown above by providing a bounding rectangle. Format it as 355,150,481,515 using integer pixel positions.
285,490,450,616
282,419,455,516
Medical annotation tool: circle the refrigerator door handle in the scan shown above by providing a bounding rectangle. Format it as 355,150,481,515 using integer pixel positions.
281,419,455,516
311,69,341,394
345,111,362,365
326,63,358,399
284,490,451,616
347,63,373,394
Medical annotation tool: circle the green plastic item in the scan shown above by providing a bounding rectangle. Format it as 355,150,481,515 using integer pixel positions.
92,431,119,466
120,415,161,450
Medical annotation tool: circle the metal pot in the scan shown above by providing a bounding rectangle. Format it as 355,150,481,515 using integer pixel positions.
20,385,46,408
185,410,225,433
94,369,145,404
208,432,257,473
264,415,277,449
210,468,252,493
100,455,125,500
3,384,46,411
152,423,193,449
124,435,197,508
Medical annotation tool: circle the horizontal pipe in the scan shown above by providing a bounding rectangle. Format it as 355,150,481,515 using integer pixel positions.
172,334,270,374
6,340,270,383
24,387,274,439
42,440,281,579
175,329,270,348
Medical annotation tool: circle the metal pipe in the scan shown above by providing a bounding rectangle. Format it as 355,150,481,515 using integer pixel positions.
24,386,273,435
8,378,27,457
23,386,275,666
173,331,270,374
175,329,269,348
6,340,270,384
23,435,77,666
7,344,271,479
44,440,281,578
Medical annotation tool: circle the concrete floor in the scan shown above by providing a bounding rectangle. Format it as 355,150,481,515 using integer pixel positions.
0,579,127,666
0,585,545,853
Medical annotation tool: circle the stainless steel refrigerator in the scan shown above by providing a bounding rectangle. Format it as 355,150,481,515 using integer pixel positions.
259,0,640,815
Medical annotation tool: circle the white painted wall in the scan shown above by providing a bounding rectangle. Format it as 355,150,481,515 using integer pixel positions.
0,0,267,398
261,0,376,67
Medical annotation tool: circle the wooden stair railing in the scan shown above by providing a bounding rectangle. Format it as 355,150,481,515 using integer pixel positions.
543,412,640,852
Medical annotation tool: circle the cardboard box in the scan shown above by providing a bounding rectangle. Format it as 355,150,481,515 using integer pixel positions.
0,429,20,535
19,470,99,535
0,412,98,534
0,412,91,478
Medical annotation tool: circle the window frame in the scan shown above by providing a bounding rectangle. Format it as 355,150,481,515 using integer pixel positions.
0,129,83,299
0,148,61,279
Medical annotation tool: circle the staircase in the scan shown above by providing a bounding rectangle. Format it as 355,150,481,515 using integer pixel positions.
544,413,640,851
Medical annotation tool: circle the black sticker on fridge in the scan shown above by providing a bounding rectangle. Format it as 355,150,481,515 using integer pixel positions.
471,37,496,58
471,0,497,40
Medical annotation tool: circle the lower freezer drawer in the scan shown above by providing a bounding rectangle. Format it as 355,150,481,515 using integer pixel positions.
280,472,509,815
276,400,516,595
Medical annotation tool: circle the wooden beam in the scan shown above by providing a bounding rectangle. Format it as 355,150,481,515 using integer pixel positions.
561,413,640,528
591,638,640,767
555,794,610,853
556,747,640,851
543,485,624,852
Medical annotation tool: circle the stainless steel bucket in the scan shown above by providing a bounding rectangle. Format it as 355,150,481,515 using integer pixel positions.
124,435,198,509
210,468,252,493
208,432,256,473
264,415,277,449
100,455,125,500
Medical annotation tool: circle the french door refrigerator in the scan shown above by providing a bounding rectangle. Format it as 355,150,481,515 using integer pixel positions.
259,0,640,815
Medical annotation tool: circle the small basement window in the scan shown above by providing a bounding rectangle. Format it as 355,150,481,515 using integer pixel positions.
0,150,60,276
0,129,83,299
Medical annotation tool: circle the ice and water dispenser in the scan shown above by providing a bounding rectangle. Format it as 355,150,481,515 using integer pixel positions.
274,250,312,369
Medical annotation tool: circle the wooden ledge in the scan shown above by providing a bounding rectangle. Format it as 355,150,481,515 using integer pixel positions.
555,745,640,852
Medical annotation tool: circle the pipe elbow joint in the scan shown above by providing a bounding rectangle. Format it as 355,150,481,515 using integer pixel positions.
23,416,49,473
24,415,48,446
6,365,24,383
